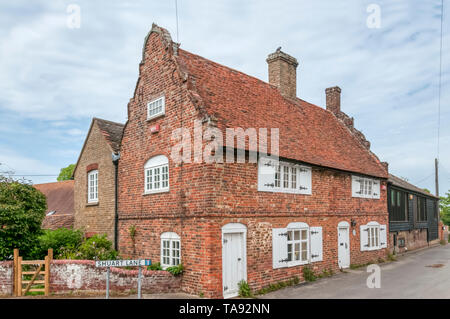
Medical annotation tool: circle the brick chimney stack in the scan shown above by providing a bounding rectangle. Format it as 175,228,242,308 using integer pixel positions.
266,47,299,99
325,86,341,115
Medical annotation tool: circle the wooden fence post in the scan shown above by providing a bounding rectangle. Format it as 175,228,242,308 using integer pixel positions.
48,248,53,261
13,249,18,296
17,257,22,297
44,256,50,296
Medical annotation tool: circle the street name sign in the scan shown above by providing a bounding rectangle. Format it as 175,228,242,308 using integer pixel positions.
95,259,151,268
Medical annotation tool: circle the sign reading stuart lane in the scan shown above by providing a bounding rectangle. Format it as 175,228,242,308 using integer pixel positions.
95,259,151,268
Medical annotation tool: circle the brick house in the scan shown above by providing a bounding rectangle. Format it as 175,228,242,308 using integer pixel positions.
73,117,124,248
387,173,440,253
34,180,75,230
116,24,390,298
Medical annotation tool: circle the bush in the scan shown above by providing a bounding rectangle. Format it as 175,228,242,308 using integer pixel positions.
59,234,118,260
302,266,316,282
166,263,184,276
32,228,83,259
77,234,118,260
238,280,252,297
0,179,46,259
147,262,162,271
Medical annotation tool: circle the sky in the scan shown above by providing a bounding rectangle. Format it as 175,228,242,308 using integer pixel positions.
0,0,449,195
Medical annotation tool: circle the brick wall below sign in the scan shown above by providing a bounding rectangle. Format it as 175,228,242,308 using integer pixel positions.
0,261,13,296
0,260,181,296
50,260,181,295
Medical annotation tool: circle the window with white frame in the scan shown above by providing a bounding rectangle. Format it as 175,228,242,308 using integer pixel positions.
272,222,323,269
87,170,98,203
258,157,312,194
160,232,180,268
147,96,165,120
287,228,309,263
360,222,387,251
144,155,169,194
351,175,380,199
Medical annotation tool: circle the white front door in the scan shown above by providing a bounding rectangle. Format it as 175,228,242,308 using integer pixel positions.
222,229,246,298
338,226,350,269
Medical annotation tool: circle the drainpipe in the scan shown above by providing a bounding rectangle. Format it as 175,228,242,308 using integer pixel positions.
112,152,121,251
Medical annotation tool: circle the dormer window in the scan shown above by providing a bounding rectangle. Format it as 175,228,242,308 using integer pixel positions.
147,96,165,120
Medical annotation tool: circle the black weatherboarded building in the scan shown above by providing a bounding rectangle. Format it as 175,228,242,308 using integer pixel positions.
388,174,440,253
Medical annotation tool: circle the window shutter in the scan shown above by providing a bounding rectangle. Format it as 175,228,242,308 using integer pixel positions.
360,225,369,251
372,179,380,199
310,227,323,262
299,166,312,195
258,157,276,192
352,176,362,198
379,225,387,248
272,228,288,269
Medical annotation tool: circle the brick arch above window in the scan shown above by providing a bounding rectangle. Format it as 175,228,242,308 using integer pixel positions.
144,155,168,167
86,163,98,172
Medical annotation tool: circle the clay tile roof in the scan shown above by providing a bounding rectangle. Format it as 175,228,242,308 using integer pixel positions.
34,180,75,230
388,174,439,199
177,48,388,178
94,118,124,153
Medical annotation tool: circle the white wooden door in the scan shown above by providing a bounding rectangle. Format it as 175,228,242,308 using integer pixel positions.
222,232,245,298
338,227,350,268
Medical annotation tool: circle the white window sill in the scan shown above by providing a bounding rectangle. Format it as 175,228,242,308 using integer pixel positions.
143,188,169,195
87,201,99,206
146,113,165,122
352,196,379,200
258,188,312,195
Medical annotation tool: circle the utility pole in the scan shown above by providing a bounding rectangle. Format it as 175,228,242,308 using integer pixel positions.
435,158,439,197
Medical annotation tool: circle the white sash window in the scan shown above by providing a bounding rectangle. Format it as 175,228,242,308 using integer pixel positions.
144,155,169,194
87,170,98,203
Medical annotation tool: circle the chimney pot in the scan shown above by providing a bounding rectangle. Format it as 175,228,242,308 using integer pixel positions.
325,86,341,115
267,49,299,99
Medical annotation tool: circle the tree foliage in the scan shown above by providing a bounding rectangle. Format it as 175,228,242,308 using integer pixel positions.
31,228,83,259
0,177,47,259
440,191,450,226
57,164,75,181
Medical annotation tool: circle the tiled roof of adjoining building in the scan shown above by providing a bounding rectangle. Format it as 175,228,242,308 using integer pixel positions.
388,174,439,199
34,180,75,230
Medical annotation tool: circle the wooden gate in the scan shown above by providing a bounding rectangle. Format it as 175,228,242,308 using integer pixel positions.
13,248,53,297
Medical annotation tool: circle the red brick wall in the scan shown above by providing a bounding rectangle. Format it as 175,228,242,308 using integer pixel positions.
118,28,389,298
0,261,13,296
50,260,180,295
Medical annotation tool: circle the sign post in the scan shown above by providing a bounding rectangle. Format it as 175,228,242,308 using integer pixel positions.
95,259,151,299
138,265,142,299
106,267,110,299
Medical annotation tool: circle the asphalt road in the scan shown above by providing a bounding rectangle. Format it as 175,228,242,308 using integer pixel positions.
259,244,450,299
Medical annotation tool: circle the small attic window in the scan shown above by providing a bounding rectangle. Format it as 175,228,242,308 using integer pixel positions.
147,96,165,120
47,211,56,216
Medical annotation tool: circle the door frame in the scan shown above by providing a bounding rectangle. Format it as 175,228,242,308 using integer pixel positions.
337,221,350,269
222,223,247,299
